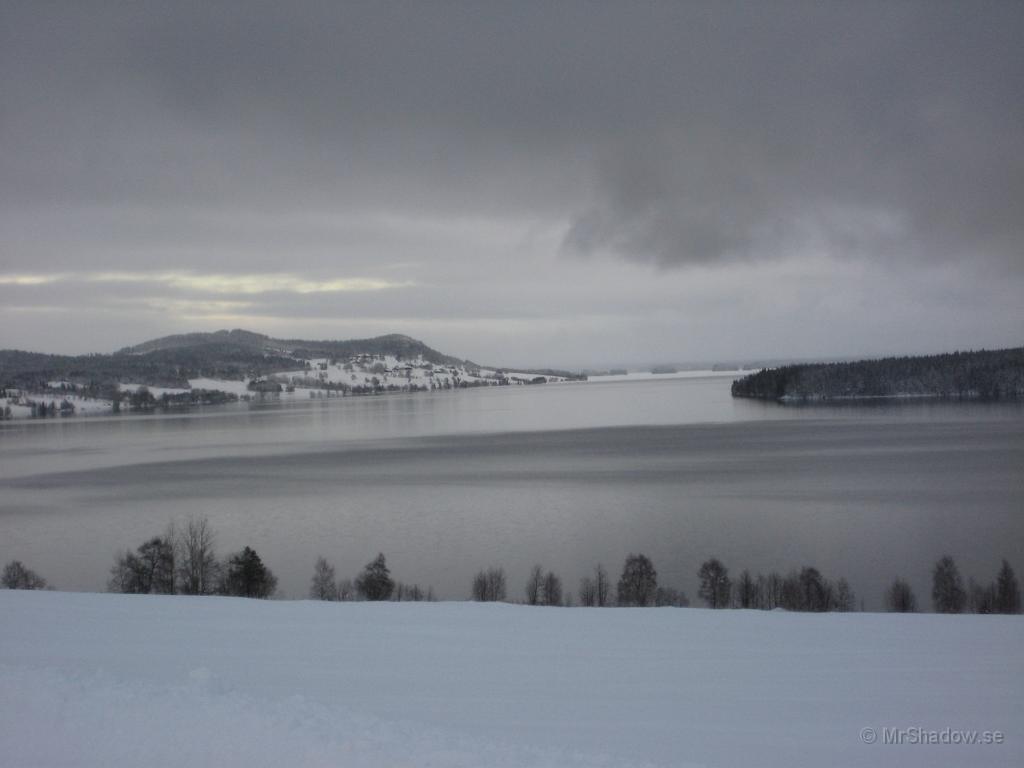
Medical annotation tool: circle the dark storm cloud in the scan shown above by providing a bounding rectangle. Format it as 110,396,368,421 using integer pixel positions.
3,1,1022,270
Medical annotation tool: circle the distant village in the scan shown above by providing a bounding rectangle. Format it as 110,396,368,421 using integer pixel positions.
0,352,570,420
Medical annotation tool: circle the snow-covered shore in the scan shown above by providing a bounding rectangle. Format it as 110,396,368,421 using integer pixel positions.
2,355,579,420
1,591,1020,768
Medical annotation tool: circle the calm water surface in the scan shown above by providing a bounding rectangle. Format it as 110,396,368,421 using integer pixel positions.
2,374,1022,608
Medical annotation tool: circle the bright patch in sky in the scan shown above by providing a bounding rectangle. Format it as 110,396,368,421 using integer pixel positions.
0,272,411,295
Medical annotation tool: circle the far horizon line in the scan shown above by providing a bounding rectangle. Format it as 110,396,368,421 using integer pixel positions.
3,325,1021,374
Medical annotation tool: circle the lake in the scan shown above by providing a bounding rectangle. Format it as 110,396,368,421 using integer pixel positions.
2,373,1022,608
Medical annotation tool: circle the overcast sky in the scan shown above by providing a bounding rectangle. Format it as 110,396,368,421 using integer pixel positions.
2,1,1022,367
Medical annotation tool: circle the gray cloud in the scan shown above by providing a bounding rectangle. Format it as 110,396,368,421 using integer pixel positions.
1,1,1022,360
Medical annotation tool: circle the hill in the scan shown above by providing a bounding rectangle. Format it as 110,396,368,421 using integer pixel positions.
118,329,467,367
731,347,1024,402
0,330,471,391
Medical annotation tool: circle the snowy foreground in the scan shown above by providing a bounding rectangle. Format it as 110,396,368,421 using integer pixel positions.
1,592,1021,768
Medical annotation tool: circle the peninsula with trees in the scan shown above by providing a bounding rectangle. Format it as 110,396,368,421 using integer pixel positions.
0,329,585,419
731,346,1024,402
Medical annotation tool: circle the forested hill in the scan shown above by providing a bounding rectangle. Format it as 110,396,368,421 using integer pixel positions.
0,330,470,390
118,329,466,367
731,347,1024,402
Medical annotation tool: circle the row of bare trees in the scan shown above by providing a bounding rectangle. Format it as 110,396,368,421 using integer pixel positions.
310,553,434,602
2,560,49,590
468,555,860,611
470,555,683,607
886,556,1021,614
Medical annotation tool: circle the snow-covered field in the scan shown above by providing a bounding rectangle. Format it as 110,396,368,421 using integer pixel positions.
119,382,191,397
1,393,113,417
275,356,570,391
1,592,1020,768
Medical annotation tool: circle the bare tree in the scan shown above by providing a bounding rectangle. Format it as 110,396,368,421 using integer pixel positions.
310,556,339,600
178,516,220,595
2,560,48,590
108,550,142,593
578,576,597,606
472,570,488,601
617,554,657,606
734,569,759,608
108,535,175,594
698,558,731,608
472,567,507,602
594,563,611,607
337,578,355,601
525,564,544,605
139,536,175,594
403,583,426,601
832,577,855,612
886,578,918,612
758,571,782,610
932,555,966,613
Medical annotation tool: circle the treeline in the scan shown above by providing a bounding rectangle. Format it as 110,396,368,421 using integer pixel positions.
885,555,1021,614
467,555,856,610
731,347,1024,401
5,541,1020,616
0,346,301,391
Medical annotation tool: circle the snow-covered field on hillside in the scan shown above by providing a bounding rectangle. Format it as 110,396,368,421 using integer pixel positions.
275,356,571,391
1,592,1020,768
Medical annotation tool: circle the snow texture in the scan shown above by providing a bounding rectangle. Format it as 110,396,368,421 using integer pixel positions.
1,591,1021,768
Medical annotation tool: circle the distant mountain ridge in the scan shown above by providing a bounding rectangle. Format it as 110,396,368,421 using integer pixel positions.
0,329,471,390
731,347,1024,402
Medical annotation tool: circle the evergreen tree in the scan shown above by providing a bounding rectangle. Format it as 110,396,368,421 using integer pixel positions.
995,559,1022,614
798,566,829,612
355,553,394,601
541,570,562,606
221,546,277,599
